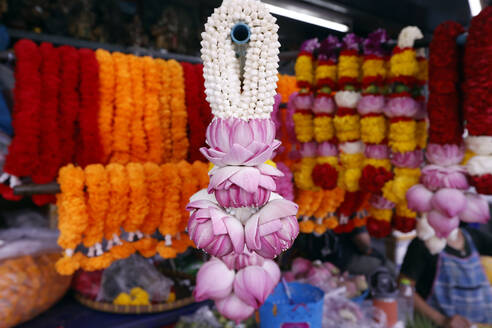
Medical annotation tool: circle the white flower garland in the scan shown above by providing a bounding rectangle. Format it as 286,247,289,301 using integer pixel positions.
201,0,280,120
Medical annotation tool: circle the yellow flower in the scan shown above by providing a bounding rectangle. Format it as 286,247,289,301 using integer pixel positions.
114,293,132,305
396,202,416,218
394,167,421,179
390,49,419,77
369,207,392,222
293,112,314,142
317,155,338,167
295,54,314,85
415,120,428,149
294,157,317,190
388,120,417,153
360,115,386,144
338,54,359,79
363,158,392,171
315,63,336,84
362,58,386,79
339,167,362,192
313,115,335,142
340,153,364,168
334,114,360,142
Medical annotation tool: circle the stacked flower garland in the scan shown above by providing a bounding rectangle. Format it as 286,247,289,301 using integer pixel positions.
55,160,208,275
374,27,424,236
293,39,318,190
188,0,299,322
463,7,492,195
333,34,366,231
407,20,490,254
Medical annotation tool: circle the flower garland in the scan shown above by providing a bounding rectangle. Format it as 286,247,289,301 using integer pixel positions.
143,56,165,163
110,53,132,164
77,49,103,167
83,164,109,257
195,64,213,127
95,49,115,163
168,60,188,162
3,40,41,178
311,36,340,191
124,162,149,239
183,62,206,162
276,74,298,103
156,59,173,161
56,165,88,275
464,7,492,194
128,55,148,162
105,163,129,243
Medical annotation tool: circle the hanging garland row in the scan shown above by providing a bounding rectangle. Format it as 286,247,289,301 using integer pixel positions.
55,160,209,275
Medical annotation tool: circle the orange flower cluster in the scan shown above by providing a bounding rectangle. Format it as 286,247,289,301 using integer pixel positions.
276,74,299,103
103,54,188,165
55,161,209,275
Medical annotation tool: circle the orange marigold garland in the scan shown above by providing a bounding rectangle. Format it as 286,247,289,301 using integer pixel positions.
105,163,129,244
143,56,164,163
111,53,132,164
95,49,115,163
168,59,188,162
128,55,148,162
56,165,89,275
124,163,149,239
156,59,173,161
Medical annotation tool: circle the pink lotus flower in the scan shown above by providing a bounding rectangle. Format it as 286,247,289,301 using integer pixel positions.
431,188,467,217
194,258,235,301
208,164,283,208
245,195,299,259
384,97,418,118
459,193,490,224
421,165,469,191
392,149,423,168
365,144,389,159
318,142,338,157
294,93,313,110
233,264,279,309
221,248,265,271
357,95,385,115
426,143,465,166
215,293,255,323
406,184,434,213
291,257,313,277
313,96,335,114
201,118,281,166
187,190,245,257
427,210,460,238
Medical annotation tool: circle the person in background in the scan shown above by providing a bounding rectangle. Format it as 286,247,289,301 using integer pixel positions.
400,225,492,327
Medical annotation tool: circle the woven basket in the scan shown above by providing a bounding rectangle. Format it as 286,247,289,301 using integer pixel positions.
74,293,195,314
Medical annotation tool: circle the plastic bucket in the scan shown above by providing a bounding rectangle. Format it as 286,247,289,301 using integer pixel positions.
259,282,324,328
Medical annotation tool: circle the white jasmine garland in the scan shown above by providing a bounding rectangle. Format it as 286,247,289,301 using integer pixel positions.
466,155,492,176
201,0,280,120
465,136,492,156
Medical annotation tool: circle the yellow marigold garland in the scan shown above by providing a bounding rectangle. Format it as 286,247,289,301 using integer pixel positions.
294,157,317,190
390,49,419,77
295,53,314,86
333,114,360,142
360,115,386,144
128,55,148,162
111,53,132,164
313,116,334,142
143,56,164,163
293,112,314,143
95,49,115,163
168,60,188,162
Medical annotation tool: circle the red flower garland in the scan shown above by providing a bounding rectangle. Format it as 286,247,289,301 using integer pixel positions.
366,217,391,238
58,46,79,166
428,21,464,145
360,165,393,193
182,62,204,162
77,49,103,167
392,215,416,233
312,163,338,189
195,64,212,139
3,40,41,177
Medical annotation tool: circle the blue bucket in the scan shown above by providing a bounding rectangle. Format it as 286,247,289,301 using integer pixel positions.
259,282,324,328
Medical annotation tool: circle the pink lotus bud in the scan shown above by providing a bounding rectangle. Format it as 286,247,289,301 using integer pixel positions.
300,142,317,157
262,260,281,285
215,293,255,323
221,248,265,271
357,95,385,115
431,188,467,217
187,190,245,257
313,96,335,114
291,257,312,277
426,143,465,166
459,193,490,224
234,265,277,309
294,93,313,110
245,197,299,259
427,210,460,239
406,184,433,213
201,117,280,166
392,149,423,168
364,144,389,159
384,96,418,118
421,165,469,191
194,258,235,301
318,142,338,157
208,164,282,208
